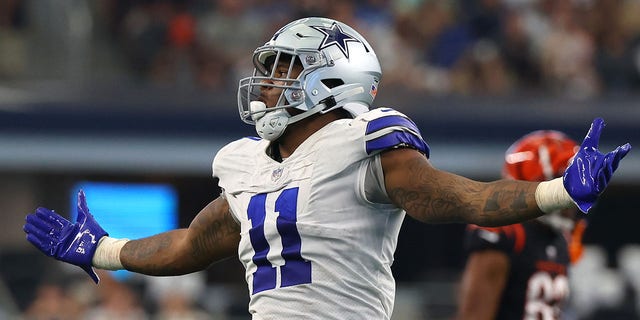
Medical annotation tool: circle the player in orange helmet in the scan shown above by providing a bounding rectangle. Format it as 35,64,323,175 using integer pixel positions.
456,130,587,320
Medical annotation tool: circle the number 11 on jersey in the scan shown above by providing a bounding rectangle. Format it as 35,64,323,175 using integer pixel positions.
247,187,312,294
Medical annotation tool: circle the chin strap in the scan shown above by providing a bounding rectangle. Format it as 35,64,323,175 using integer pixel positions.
253,102,327,141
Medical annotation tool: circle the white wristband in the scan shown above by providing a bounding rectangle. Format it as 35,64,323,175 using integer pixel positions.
92,236,128,270
535,177,575,213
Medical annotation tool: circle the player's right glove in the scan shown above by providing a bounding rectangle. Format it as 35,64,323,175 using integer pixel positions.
563,118,631,213
23,190,107,283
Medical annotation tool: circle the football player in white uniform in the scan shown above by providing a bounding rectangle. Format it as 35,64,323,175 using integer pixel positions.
24,17,631,320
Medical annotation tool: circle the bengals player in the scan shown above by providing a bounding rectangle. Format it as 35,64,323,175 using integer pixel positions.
456,130,587,320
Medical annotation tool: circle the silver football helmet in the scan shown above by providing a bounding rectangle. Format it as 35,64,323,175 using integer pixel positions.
238,17,382,140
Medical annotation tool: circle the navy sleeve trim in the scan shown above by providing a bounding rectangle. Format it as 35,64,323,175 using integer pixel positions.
365,115,430,156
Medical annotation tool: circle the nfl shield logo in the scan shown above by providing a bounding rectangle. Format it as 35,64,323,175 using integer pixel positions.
272,168,283,181
370,79,379,98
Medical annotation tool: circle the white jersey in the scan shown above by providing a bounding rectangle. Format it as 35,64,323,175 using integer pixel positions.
212,108,429,320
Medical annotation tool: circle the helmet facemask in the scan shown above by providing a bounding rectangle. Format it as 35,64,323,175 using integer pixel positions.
238,47,328,125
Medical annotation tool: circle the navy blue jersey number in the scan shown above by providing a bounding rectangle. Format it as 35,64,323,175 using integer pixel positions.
247,188,312,294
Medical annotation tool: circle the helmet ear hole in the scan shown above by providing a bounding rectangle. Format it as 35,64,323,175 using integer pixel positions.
321,78,345,89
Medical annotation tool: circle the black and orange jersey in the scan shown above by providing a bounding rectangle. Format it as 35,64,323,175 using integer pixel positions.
464,221,571,320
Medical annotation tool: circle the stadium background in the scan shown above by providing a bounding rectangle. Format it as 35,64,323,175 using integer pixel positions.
1,0,639,319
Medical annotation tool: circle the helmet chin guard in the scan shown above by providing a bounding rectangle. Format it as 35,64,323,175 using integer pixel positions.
237,17,382,139
252,101,327,141
255,108,289,141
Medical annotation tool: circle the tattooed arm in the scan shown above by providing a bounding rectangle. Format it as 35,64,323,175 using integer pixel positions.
120,196,241,275
381,148,543,226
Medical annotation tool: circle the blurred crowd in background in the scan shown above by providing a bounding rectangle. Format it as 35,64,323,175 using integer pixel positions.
1,0,640,100
15,269,242,320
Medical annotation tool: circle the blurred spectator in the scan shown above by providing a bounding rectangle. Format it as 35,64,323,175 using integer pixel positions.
84,271,149,320
149,5,196,85
118,1,175,82
0,0,28,79
499,9,542,91
288,0,331,17
426,4,473,71
465,0,504,43
195,0,269,85
591,0,640,93
354,0,394,26
538,0,599,99
22,281,85,320
145,272,214,320
387,1,462,94
372,9,431,91
451,39,513,96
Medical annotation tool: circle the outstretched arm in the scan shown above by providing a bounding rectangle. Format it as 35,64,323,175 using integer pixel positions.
120,196,240,275
382,118,630,226
24,191,240,283
381,148,542,226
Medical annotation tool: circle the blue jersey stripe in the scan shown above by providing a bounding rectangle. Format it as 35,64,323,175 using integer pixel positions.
365,115,421,136
366,130,430,156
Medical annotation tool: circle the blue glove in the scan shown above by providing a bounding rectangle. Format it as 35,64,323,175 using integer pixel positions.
563,118,632,213
23,190,108,283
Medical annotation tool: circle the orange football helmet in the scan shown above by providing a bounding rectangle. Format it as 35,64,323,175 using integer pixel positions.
503,130,579,181
504,130,582,234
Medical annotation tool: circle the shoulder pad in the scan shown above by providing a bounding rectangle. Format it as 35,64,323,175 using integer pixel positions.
212,136,264,179
357,107,430,157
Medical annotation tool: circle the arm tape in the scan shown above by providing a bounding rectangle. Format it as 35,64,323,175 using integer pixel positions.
92,236,128,270
535,177,575,213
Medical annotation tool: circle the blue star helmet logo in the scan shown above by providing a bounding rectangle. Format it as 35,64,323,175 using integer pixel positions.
311,22,362,58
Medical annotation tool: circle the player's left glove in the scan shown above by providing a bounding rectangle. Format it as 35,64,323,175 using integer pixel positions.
563,118,631,213
23,190,108,283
